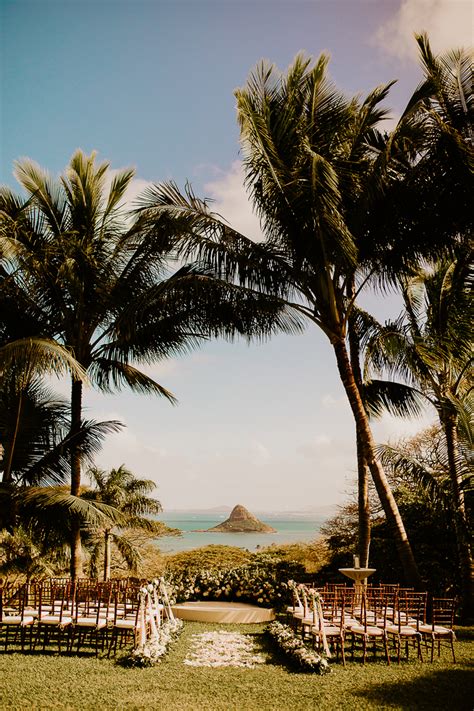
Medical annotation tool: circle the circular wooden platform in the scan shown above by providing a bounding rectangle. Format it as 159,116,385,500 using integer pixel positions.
171,600,275,623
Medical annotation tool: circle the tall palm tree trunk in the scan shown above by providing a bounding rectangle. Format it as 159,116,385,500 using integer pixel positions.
356,427,371,567
332,337,423,588
2,389,24,484
70,377,83,580
347,295,371,568
442,410,473,618
103,529,111,581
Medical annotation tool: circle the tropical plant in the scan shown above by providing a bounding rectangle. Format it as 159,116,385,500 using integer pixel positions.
136,55,428,585
83,465,176,580
0,357,126,558
0,526,60,583
0,150,301,579
364,256,473,614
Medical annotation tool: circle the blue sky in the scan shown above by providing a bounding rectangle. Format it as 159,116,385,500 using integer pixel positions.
1,0,471,510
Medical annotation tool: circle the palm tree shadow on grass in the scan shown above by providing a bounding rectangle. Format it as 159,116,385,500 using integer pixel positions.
352,668,474,711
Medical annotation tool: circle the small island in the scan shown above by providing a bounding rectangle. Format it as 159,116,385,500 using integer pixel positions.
198,504,277,533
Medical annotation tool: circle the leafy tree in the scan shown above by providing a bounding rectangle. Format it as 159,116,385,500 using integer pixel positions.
137,55,425,585
321,426,466,596
83,465,176,580
365,257,473,615
0,151,299,578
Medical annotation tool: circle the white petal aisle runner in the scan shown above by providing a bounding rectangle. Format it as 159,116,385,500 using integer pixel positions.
184,631,268,668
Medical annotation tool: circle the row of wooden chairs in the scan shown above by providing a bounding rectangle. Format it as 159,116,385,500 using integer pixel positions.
288,584,457,666
0,578,165,656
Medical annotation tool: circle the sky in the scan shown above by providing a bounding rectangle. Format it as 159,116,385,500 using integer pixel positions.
1,0,472,511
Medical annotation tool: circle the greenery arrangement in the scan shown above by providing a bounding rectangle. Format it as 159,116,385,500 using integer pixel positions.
166,555,306,609
266,621,330,674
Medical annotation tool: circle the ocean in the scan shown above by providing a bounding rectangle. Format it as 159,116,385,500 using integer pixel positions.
154,511,328,553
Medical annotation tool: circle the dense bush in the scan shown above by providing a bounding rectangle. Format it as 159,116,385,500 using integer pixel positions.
164,545,252,576
319,487,460,595
258,539,330,574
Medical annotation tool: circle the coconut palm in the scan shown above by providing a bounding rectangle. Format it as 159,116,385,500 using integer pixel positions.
83,465,169,580
364,257,473,614
135,56,428,586
0,151,301,579
0,363,127,563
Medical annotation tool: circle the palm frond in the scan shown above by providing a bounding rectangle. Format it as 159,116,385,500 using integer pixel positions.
362,379,425,419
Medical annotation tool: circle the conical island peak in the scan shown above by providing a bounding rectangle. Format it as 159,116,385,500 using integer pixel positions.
205,504,277,533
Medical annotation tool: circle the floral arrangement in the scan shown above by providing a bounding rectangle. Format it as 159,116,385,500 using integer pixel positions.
166,558,305,609
123,618,183,668
121,578,184,667
266,621,330,674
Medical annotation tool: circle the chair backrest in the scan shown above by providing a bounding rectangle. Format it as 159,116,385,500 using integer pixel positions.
431,597,456,629
394,592,427,631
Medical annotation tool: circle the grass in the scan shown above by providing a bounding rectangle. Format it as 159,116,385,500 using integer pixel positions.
0,622,473,711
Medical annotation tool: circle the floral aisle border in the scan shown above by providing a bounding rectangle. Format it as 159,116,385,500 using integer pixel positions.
266,621,330,674
184,631,268,668
123,578,184,667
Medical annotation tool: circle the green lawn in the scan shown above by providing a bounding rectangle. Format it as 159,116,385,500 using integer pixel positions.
0,623,472,711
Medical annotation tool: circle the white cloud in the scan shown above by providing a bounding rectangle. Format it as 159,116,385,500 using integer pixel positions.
373,0,473,61
371,411,436,444
204,161,264,242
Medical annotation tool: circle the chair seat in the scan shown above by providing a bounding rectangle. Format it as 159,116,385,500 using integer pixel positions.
39,615,73,626
1,615,35,626
114,619,142,630
386,624,420,636
312,625,342,636
418,624,454,635
74,617,108,629
342,619,359,629
350,624,385,636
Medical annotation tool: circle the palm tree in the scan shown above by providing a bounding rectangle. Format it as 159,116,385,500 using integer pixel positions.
136,55,427,586
83,465,168,580
0,365,127,563
364,258,473,614
0,150,300,578
348,306,425,567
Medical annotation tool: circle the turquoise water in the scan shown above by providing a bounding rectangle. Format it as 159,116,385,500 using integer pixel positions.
154,512,326,553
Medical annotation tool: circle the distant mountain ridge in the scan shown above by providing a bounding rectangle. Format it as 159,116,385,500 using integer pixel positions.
164,504,337,516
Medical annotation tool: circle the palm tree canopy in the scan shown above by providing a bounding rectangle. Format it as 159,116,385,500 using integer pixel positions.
85,464,162,520
363,257,473,415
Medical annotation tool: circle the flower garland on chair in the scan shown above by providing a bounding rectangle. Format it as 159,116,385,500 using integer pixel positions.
123,578,183,667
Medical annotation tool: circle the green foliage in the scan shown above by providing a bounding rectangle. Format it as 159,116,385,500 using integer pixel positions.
319,428,465,595
266,621,330,674
258,539,330,574
166,552,305,609
164,545,253,576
